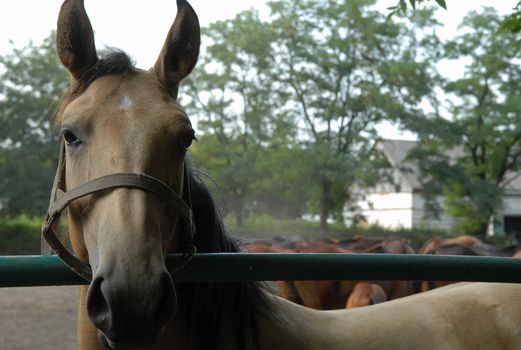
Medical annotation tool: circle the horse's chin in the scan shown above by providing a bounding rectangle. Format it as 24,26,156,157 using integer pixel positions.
98,329,161,350
98,332,112,349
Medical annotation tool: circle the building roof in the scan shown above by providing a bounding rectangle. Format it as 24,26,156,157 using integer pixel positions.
376,140,419,191
376,139,521,195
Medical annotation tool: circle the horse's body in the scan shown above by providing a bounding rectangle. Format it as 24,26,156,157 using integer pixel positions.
49,1,521,349
419,235,488,254
260,283,521,350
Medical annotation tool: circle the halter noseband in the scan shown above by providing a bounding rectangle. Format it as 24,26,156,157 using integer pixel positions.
41,141,196,282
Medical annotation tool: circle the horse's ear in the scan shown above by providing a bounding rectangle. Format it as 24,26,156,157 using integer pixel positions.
154,0,200,99
56,0,98,81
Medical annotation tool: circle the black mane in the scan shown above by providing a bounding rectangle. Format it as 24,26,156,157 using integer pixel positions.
176,167,272,350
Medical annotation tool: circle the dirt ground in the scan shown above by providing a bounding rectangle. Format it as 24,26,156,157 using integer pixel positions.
0,286,77,349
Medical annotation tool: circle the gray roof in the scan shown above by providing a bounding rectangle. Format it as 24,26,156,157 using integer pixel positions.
376,140,420,191
377,139,521,194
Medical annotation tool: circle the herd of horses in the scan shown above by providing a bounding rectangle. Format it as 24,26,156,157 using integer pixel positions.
246,234,521,310
42,0,521,348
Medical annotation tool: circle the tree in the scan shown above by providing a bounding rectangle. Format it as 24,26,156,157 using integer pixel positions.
499,1,521,52
391,0,521,51
406,8,521,235
267,0,440,230
0,33,68,215
183,11,301,225
249,142,313,219
387,0,447,18
184,0,441,230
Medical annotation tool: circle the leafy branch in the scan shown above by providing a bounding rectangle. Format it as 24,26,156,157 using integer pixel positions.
387,0,447,19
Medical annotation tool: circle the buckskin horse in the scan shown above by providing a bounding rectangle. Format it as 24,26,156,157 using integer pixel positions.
43,0,521,349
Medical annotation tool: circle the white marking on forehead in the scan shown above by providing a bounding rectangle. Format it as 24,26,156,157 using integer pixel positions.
118,95,134,112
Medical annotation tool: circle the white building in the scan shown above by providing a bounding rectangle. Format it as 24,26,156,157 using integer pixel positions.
353,140,521,236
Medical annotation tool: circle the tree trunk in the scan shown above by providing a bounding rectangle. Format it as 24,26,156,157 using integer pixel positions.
235,210,244,227
234,196,244,227
319,179,332,232
476,221,488,237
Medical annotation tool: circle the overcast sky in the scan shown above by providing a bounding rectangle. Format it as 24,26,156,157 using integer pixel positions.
0,0,517,140
1,0,517,66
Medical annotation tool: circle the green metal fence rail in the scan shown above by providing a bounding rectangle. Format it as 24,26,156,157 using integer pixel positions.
2,253,521,287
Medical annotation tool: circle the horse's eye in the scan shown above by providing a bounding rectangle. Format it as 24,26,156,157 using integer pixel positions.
63,130,81,146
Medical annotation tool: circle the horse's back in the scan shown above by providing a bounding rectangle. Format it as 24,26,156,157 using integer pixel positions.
266,282,521,350
336,282,521,349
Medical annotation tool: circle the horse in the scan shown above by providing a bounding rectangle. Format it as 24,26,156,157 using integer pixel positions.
346,282,387,308
291,238,415,310
420,243,501,292
246,239,303,305
419,235,484,254
47,0,521,349
359,238,416,300
292,241,357,310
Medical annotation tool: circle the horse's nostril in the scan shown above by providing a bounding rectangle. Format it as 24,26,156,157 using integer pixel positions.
85,270,176,346
86,276,111,333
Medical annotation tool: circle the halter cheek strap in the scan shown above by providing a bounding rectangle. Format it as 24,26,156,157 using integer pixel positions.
41,141,196,282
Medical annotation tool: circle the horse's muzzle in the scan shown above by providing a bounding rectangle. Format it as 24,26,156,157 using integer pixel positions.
98,329,162,350
87,269,177,347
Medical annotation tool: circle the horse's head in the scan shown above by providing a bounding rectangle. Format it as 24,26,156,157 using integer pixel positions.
53,0,199,347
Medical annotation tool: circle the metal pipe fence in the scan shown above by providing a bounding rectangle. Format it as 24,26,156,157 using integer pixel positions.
2,253,521,287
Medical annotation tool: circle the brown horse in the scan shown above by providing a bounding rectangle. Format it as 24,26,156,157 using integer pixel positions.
419,235,483,254
293,241,357,310
346,282,387,308
420,243,498,292
49,1,521,349
357,238,416,300
246,239,303,304
248,237,412,309
292,238,414,310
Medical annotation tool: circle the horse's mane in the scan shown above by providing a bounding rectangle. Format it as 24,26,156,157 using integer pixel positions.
175,168,273,349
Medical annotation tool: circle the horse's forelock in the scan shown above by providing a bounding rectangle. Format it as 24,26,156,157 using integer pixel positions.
55,50,136,125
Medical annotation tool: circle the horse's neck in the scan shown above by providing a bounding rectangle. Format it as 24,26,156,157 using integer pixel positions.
74,268,341,350
155,292,322,350
254,294,340,350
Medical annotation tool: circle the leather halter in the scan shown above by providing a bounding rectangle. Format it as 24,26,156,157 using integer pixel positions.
41,140,196,282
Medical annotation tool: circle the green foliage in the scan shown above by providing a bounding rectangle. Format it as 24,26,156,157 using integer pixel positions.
498,1,521,52
3,1,519,245
406,8,521,235
249,144,312,218
500,2,521,33
183,10,298,225
266,0,440,229
184,1,440,230
389,1,521,51
226,213,452,249
225,213,349,238
387,0,446,18
0,215,43,254
0,33,68,215
487,232,518,250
